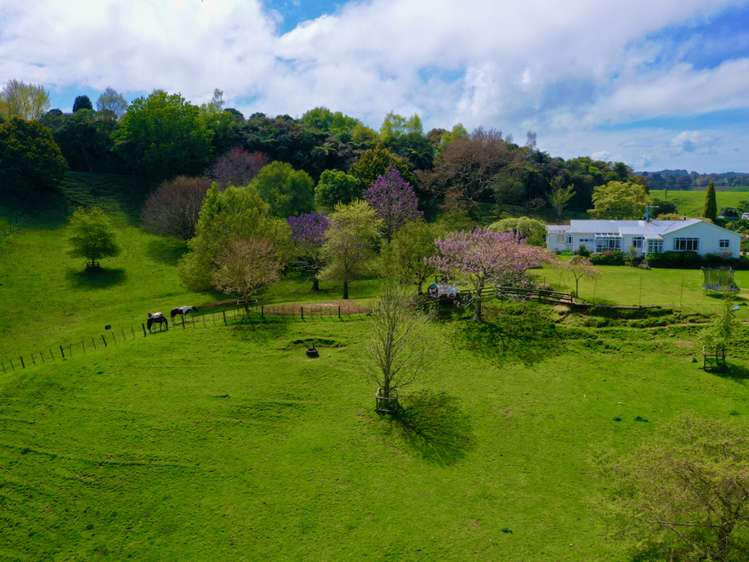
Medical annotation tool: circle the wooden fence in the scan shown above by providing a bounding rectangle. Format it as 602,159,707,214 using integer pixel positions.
0,302,370,373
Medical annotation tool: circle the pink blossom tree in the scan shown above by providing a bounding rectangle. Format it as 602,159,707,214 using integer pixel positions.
288,212,329,291
364,167,421,240
430,228,550,321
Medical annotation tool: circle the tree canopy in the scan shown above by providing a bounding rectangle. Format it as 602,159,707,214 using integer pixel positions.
0,117,67,193
250,161,315,218
589,181,649,219
68,207,120,269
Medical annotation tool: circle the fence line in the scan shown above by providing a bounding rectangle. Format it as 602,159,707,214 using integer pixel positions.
0,303,371,374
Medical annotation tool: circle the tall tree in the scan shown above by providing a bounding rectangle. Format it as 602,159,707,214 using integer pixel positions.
288,212,329,291
548,180,575,219
72,95,93,113
430,229,549,321
489,217,546,246
68,207,120,269
382,220,438,295
350,146,416,189
178,184,291,291
321,201,383,299
142,176,212,240
250,161,315,217
0,80,50,120
364,167,421,240
96,87,128,118
367,284,431,411
588,181,649,219
46,109,116,172
704,181,718,221
0,118,67,193
112,90,213,181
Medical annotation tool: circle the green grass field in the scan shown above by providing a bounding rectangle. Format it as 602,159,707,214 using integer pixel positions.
2,311,748,560
3,175,749,559
650,188,749,217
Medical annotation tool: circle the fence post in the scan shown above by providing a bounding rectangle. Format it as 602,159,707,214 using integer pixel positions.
301,306,304,321
101,334,107,347
81,339,85,352
10,359,15,371
19,356,25,369
40,351,45,364
91,336,97,350
30,353,35,366
142,323,148,337
338,305,341,320
59,345,65,359
261,305,264,319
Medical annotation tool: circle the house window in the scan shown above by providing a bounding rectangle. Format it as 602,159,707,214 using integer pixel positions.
632,236,643,249
720,239,730,249
566,235,572,244
595,237,621,252
647,239,663,254
673,238,699,252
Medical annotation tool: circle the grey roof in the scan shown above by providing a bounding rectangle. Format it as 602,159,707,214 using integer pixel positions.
546,219,702,239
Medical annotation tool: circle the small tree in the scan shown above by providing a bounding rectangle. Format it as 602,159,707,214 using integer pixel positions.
288,212,329,291
704,181,718,221
68,207,120,269
212,238,283,312
321,201,382,299
209,147,268,189
548,181,575,219
142,176,211,240
364,167,421,240
589,181,649,219
367,285,431,413
701,298,739,370
562,255,599,298
382,220,438,295
602,414,749,561
430,229,549,321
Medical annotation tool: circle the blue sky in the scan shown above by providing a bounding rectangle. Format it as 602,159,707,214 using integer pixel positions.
3,0,749,172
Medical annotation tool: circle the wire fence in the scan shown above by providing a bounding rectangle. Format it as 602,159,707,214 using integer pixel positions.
0,302,371,374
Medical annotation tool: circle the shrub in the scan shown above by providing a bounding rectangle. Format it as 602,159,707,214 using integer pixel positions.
577,244,591,257
591,250,624,265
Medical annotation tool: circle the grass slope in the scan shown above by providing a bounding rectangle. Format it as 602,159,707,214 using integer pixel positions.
1,314,748,560
650,189,749,217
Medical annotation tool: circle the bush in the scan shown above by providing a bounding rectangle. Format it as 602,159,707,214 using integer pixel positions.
591,250,624,265
646,251,749,270
577,245,591,257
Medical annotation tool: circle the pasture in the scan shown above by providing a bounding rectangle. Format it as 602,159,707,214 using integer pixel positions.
2,309,749,560
3,174,749,560
650,188,749,217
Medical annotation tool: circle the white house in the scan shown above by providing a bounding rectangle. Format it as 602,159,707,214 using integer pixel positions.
546,219,741,258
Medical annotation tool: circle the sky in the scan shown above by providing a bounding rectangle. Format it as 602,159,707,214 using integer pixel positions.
1,0,749,172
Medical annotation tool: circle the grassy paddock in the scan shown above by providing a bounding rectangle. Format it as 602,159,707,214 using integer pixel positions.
650,189,749,217
1,314,748,560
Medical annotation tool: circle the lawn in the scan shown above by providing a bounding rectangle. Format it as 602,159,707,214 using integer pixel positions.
2,310,748,560
650,188,749,217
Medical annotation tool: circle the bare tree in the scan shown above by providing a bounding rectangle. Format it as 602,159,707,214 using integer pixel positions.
212,238,284,312
367,285,431,412
209,147,268,189
142,176,211,240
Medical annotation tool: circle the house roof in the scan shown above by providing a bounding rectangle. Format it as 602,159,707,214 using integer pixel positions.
548,219,705,239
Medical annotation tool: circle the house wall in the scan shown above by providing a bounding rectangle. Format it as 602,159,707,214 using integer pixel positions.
546,231,569,252
660,222,741,258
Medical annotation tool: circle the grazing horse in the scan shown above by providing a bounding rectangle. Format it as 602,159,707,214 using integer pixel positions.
147,312,169,332
170,305,197,319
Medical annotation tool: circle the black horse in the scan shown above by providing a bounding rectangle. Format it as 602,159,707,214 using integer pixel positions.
170,305,197,319
147,312,169,332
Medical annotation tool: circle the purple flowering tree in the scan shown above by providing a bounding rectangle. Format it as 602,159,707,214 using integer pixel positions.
288,212,330,291
364,167,421,240
429,228,550,321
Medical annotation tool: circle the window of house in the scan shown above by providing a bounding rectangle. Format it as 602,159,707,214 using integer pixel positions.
632,236,643,249
673,238,699,251
720,239,730,249
647,239,663,254
595,237,621,252
566,235,572,244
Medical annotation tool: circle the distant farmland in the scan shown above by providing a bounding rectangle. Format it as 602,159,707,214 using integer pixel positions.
650,188,749,217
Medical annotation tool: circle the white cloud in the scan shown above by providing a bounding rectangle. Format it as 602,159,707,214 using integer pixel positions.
1,0,749,170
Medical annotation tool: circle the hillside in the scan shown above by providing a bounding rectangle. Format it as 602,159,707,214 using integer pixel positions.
650,188,748,217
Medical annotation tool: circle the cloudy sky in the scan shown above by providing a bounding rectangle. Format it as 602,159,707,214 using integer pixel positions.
2,0,749,172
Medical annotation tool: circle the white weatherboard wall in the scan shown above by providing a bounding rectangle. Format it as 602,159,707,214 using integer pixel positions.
661,221,740,258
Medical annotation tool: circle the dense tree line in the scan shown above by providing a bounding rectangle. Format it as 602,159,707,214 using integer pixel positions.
641,169,749,189
1,81,640,219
